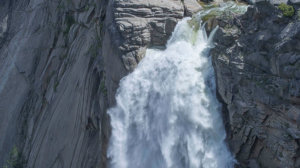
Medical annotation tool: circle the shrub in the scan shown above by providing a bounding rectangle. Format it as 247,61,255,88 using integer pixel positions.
298,9,300,20
4,146,24,168
278,3,294,17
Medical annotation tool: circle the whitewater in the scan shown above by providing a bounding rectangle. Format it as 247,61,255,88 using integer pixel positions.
107,3,247,167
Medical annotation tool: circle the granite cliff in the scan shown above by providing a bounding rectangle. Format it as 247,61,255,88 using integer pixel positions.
0,0,299,168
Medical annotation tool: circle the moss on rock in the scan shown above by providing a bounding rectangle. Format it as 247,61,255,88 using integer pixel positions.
278,3,294,17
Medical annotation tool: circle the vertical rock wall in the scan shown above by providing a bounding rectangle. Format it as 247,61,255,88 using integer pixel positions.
0,0,109,167
210,2,300,167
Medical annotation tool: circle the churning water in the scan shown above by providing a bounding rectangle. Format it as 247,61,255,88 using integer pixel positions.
107,3,247,168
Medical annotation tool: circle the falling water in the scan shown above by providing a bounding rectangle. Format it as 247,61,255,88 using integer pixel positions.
107,3,247,168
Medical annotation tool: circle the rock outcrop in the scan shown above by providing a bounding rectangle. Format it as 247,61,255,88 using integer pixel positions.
102,0,201,105
210,2,300,167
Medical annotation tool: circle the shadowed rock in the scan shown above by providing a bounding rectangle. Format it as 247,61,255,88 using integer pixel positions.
211,2,300,167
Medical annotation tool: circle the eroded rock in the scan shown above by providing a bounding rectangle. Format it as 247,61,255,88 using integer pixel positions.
103,0,200,106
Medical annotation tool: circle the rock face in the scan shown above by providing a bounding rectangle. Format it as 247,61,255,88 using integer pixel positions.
0,0,111,167
102,0,201,105
0,0,201,168
211,2,300,168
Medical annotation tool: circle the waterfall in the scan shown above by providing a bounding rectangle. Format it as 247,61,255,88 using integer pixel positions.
107,3,247,168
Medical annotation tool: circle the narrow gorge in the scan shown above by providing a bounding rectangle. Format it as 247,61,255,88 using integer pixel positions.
0,0,299,168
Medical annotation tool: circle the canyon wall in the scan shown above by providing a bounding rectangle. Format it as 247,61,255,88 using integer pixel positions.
210,2,300,167
0,0,299,168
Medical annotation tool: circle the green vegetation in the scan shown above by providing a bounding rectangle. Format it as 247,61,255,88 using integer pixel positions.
63,13,75,35
201,11,221,22
188,16,200,31
278,3,294,17
187,2,248,36
87,43,99,65
100,80,107,97
87,22,103,64
200,2,248,22
84,5,90,11
198,1,219,10
297,9,300,20
3,146,24,168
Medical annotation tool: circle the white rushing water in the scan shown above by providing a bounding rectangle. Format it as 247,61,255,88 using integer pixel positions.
107,3,247,167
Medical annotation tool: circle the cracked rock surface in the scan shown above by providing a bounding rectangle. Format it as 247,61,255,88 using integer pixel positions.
210,2,300,167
